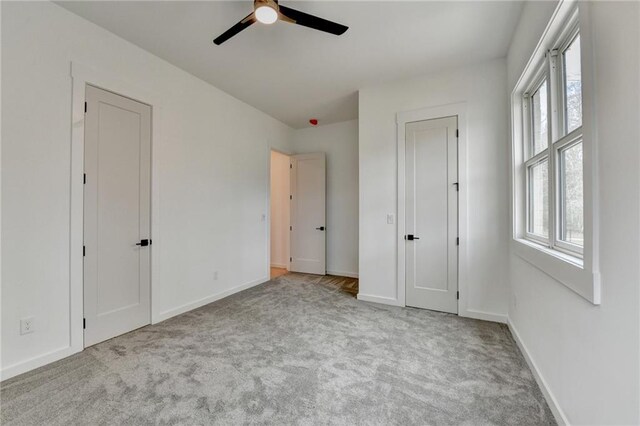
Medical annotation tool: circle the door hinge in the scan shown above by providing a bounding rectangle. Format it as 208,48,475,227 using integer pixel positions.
83,318,86,329
290,195,292,200
290,257,292,262
84,102,87,113
83,246,86,256
453,182,458,191
290,164,292,169
457,291,459,300
83,173,86,184
456,129,459,138
290,226,292,231
456,237,459,246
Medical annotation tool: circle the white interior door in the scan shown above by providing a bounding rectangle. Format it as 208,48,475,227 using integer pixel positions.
290,153,326,275
83,85,151,347
405,116,458,314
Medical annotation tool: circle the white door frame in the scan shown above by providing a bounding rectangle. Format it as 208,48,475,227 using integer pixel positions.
397,103,468,314
265,145,292,278
70,62,163,353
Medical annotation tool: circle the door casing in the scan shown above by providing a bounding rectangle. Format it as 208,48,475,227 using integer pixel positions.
70,62,161,356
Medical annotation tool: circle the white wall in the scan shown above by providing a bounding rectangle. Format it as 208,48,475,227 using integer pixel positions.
291,120,359,277
270,150,290,269
506,1,640,424
1,1,291,379
358,59,510,321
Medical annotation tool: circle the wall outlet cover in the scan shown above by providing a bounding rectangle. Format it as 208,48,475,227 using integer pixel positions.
20,317,35,335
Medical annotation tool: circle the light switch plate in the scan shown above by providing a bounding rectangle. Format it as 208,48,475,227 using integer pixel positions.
386,214,395,224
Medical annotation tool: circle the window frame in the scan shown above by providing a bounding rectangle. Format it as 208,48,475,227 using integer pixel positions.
510,1,600,305
521,12,583,258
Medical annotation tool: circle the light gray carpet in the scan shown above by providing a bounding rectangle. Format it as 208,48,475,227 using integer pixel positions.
1,273,554,425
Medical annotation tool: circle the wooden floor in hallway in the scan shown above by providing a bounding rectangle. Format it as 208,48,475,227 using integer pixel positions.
270,267,288,279
271,270,358,298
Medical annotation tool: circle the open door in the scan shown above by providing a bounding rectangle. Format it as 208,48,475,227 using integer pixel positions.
290,153,326,275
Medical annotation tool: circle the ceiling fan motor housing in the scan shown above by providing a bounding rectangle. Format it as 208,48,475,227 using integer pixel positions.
255,0,279,14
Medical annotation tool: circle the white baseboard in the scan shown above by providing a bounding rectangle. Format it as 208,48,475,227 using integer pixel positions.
357,293,403,307
507,317,568,426
270,263,287,269
153,276,269,324
461,308,508,324
327,270,359,278
0,345,80,382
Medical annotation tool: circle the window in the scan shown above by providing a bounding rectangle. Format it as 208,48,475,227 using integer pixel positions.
563,34,582,133
528,159,549,238
531,79,548,156
559,140,583,246
511,4,599,304
522,18,583,257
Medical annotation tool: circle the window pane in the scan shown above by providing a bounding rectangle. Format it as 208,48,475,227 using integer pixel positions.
560,142,584,246
531,80,548,156
564,34,582,133
528,159,549,237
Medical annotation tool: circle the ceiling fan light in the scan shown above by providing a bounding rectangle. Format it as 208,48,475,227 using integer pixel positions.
255,5,278,24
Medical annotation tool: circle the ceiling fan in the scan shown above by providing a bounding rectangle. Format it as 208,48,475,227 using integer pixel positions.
213,0,348,45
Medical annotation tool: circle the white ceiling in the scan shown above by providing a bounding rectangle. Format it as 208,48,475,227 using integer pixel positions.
57,1,524,128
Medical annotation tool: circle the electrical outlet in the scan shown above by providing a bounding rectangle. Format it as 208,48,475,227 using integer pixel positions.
20,317,35,335
213,271,218,280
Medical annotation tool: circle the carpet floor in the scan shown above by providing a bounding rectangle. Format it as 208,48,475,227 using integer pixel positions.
1,273,554,425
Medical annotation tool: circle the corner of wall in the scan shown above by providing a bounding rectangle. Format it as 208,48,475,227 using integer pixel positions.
507,317,569,425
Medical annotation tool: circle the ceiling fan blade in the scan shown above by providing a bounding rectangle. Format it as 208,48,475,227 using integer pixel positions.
278,5,348,36
213,12,256,45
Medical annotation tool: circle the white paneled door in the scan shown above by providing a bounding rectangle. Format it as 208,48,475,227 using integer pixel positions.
405,116,458,314
83,85,151,347
290,153,326,275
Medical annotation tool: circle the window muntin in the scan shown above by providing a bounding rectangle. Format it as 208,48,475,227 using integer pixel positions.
522,21,583,257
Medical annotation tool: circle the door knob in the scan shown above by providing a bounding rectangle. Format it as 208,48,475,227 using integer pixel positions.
316,226,325,231
405,234,419,240
136,239,151,247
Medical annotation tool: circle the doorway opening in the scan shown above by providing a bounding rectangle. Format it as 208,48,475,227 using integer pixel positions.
269,150,328,280
270,150,291,279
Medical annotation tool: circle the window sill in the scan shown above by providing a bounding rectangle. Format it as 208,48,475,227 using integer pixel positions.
512,238,600,304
